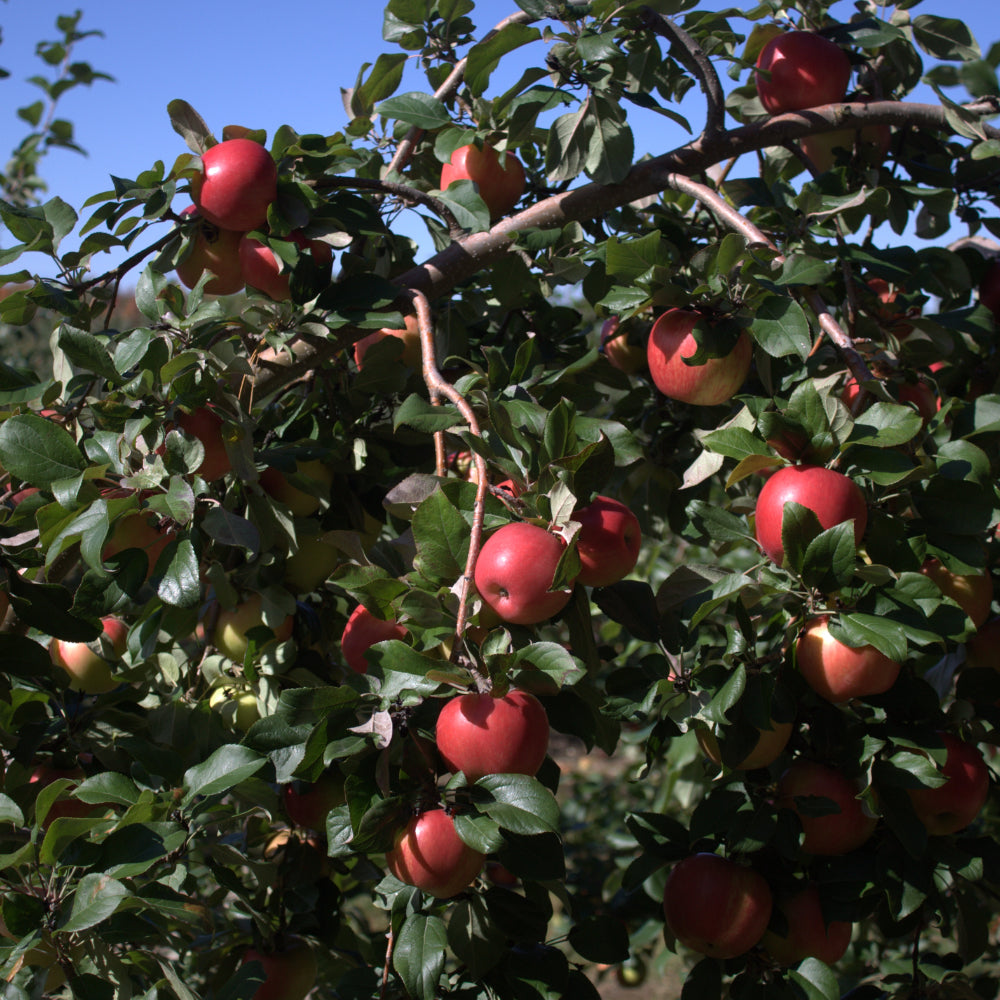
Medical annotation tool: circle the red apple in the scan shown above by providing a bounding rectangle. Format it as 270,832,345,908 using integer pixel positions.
239,231,333,302
600,316,646,374
385,807,485,898
241,938,317,1000
966,616,1000,671
175,206,244,294
696,719,793,771
920,558,992,627
473,522,575,626
283,769,345,830
866,277,919,339
214,594,294,662
755,31,852,114
572,495,642,588
174,406,231,481
340,604,409,675
754,464,867,566
662,853,772,960
190,137,277,232
29,764,91,825
776,759,877,855
102,510,173,581
762,883,853,966
440,143,526,220
906,732,990,835
647,309,752,406
979,258,1000,323
796,615,900,703
260,459,333,517
435,688,549,781
50,616,127,694
353,314,422,370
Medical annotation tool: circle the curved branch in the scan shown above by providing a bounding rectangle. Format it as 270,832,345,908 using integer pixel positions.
385,10,538,177
254,97,1000,395
639,7,725,139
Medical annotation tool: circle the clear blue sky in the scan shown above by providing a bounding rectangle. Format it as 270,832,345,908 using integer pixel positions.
1,0,998,277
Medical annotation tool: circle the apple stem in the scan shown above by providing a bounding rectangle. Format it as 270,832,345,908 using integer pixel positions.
405,290,491,693
380,926,396,999
663,172,877,392
639,8,725,140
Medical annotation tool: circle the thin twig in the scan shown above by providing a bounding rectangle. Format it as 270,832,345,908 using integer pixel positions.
640,7,726,138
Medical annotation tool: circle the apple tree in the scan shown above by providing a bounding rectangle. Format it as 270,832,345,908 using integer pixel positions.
1,1,1000,999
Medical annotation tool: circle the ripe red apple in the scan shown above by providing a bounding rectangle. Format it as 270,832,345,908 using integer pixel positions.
841,376,937,425
239,231,333,302
102,510,173,580
214,594,294,662
50,616,127,694
755,31,852,114
762,883,853,966
965,615,1000,671
979,258,1000,323
190,137,277,232
796,615,901,703
340,604,409,674
260,459,333,517
440,142,526,220
385,807,485,898
283,769,345,830
920,558,992,627
473,522,575,625
241,938,317,1000
866,277,919,339
906,732,990,836
435,688,549,781
572,495,642,587
776,759,877,855
600,316,646,374
662,853,772,960
29,764,91,825
175,206,244,294
754,464,867,566
353,314,422,370
647,309,752,406
174,406,231,481
800,119,891,174
696,719,793,771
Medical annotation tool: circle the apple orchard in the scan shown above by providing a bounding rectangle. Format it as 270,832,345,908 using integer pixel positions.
4,0,1000,998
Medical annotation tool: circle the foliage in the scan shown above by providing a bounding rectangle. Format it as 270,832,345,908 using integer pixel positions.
0,2,999,999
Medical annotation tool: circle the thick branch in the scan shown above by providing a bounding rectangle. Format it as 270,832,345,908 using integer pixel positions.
639,7,725,139
255,98,1000,395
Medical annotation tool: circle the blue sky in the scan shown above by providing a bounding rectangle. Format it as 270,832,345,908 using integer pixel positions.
1,0,998,278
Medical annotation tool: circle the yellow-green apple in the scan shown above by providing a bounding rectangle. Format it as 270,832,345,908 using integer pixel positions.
919,558,992,627
906,732,990,835
209,684,260,732
572,495,642,587
615,958,648,988
175,405,231,481
282,769,345,830
762,882,853,966
696,719,794,771
440,143,526,219
435,688,549,781
213,593,294,662
600,316,646,374
647,309,752,406
353,314,422,370
260,459,333,517
175,206,244,294
979,258,1000,323
340,604,409,675
241,938,317,1000
800,118,891,174
473,522,574,625
190,137,277,232
754,464,867,566
49,615,127,694
662,853,772,959
239,231,333,301
796,615,901,703
283,534,340,594
776,759,877,855
385,807,485,898
754,31,851,113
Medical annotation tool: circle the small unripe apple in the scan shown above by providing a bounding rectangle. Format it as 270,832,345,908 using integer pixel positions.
213,593,294,663
260,459,334,517
600,316,646,374
209,685,260,732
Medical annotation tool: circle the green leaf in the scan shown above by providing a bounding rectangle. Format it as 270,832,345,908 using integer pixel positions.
474,774,560,834
774,254,835,287
182,745,265,802
0,414,86,486
352,53,409,116
167,98,215,153
466,24,542,97
62,873,130,932
831,613,907,663
412,488,468,585
57,326,118,380
848,402,924,447
569,914,630,964
702,664,747,725
801,521,859,592
787,958,840,1000
376,92,451,129
751,296,812,360
912,15,980,61
448,896,506,978
393,913,447,1000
